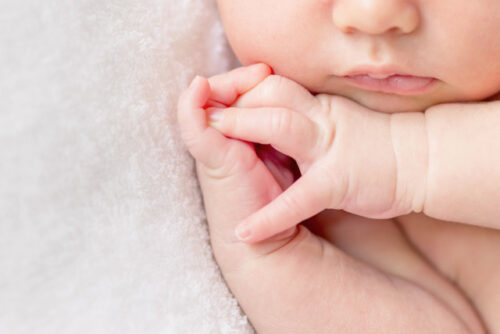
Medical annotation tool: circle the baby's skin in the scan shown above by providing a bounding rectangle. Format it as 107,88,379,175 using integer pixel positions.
179,64,500,333
178,0,500,332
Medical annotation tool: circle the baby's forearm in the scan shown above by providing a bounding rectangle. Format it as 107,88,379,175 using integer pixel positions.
234,229,472,334
392,101,500,229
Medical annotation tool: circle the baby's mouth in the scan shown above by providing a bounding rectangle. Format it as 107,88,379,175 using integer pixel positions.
343,73,436,95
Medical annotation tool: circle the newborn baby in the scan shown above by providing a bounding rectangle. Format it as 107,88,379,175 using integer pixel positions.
178,1,500,333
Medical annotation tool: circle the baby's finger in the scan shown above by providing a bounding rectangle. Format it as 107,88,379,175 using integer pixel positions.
233,75,319,116
177,76,233,169
234,165,332,243
208,107,320,163
207,63,272,106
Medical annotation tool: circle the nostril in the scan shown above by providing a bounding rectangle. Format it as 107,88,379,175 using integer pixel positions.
345,26,355,34
341,26,355,34
332,1,420,36
387,27,400,34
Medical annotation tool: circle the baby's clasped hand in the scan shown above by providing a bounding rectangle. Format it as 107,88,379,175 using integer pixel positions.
209,75,428,243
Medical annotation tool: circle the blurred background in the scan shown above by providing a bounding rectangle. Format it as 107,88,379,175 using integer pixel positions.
0,1,251,332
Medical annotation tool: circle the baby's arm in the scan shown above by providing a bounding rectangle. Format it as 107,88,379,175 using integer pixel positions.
209,74,500,241
394,100,500,229
180,68,484,333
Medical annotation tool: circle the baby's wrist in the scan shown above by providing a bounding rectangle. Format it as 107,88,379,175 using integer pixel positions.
390,112,429,214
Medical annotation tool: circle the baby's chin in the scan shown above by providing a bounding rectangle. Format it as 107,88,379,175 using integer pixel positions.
338,92,437,113
311,87,449,114
314,83,500,113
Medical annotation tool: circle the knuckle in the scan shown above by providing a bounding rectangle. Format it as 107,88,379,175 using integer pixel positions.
315,93,331,114
319,123,335,156
312,96,344,155
271,109,292,135
281,191,302,216
328,95,352,118
261,208,274,227
223,108,247,137
261,75,285,99
181,132,200,155
221,141,258,176
223,108,236,131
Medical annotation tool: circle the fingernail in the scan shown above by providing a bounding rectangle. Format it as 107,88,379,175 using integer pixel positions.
207,108,223,123
235,223,252,241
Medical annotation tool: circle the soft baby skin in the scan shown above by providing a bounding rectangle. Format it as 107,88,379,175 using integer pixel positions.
217,0,500,113
178,0,500,332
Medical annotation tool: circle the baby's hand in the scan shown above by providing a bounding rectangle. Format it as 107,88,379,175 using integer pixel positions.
178,68,480,334
177,64,300,259
208,75,425,243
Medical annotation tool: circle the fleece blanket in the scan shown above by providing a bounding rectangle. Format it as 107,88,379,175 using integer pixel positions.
0,0,253,333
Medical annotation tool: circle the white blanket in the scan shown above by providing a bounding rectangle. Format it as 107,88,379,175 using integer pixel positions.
0,0,253,332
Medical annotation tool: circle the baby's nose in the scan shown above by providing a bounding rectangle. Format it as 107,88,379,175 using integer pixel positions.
331,0,420,35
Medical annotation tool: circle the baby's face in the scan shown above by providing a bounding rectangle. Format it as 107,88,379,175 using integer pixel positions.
216,0,500,112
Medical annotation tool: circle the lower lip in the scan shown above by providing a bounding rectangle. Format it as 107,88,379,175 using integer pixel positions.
344,74,436,95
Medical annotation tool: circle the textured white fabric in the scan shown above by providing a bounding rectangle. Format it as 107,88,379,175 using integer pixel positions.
0,0,252,332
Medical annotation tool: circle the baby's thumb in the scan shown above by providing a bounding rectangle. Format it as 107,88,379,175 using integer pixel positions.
234,165,332,243
207,63,273,107
233,74,318,115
